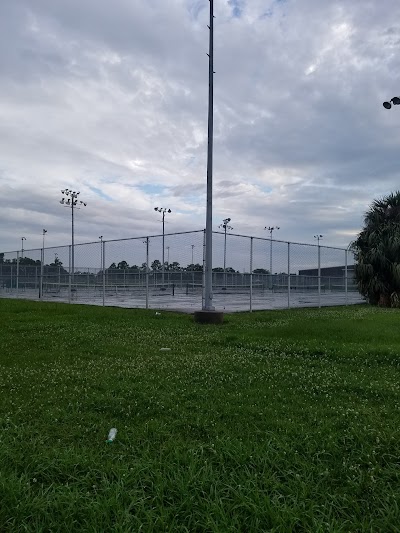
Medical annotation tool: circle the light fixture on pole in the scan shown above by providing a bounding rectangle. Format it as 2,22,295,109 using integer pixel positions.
154,207,171,287
264,226,280,288
60,189,87,282
21,237,26,258
219,218,233,288
383,96,400,109
314,234,323,245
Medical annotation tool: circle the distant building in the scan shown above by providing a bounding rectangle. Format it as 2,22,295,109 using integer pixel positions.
298,265,355,278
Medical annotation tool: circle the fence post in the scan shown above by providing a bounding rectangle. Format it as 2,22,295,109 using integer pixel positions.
318,244,321,308
250,237,253,312
16,251,19,297
345,247,348,306
68,245,72,304
202,229,206,308
102,241,106,307
146,237,149,309
287,242,291,309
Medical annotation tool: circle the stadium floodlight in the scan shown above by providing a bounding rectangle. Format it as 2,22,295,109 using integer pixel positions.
265,226,280,240
264,226,280,288
154,207,171,287
60,189,87,282
218,218,233,288
314,234,323,245
383,96,400,109
21,237,26,258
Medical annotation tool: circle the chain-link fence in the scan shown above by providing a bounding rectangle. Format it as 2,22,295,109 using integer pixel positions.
0,230,364,311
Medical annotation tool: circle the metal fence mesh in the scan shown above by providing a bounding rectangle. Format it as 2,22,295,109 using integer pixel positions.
0,231,364,311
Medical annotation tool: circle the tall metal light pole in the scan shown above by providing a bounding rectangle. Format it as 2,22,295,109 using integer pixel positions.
191,244,195,265
154,207,171,287
265,226,280,289
60,189,87,282
219,218,233,288
99,235,103,274
204,0,214,311
21,237,26,258
314,234,323,308
194,0,223,323
41,229,47,267
40,230,47,298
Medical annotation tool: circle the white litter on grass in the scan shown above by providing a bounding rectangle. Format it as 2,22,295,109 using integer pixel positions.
155,312,161,316
160,348,171,351
107,428,117,443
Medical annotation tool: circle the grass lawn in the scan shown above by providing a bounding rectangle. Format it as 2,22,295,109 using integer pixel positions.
1,299,400,532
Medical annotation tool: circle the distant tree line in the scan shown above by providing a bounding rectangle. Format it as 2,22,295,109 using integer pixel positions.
105,260,270,274
0,253,271,279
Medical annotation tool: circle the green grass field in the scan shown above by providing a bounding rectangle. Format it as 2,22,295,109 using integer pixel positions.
1,300,400,532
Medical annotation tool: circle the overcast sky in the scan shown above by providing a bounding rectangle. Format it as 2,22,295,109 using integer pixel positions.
1,0,400,255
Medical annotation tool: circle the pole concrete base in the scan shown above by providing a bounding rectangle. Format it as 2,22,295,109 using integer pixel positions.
193,309,224,324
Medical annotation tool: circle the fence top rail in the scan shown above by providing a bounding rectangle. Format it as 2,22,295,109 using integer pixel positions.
98,229,205,245
212,231,350,251
1,229,351,254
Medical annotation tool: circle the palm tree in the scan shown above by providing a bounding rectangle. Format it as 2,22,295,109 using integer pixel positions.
352,191,400,307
